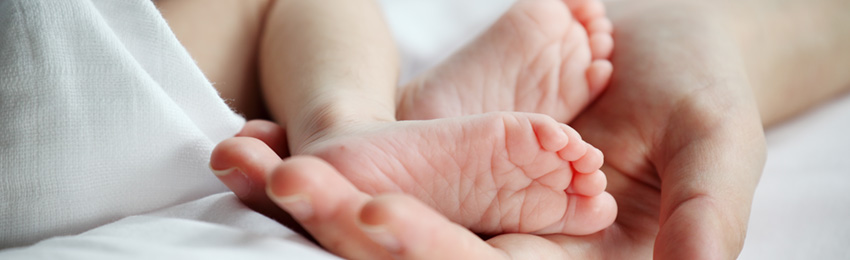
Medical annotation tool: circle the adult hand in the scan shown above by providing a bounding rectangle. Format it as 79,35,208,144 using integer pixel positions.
563,0,766,258
212,0,767,259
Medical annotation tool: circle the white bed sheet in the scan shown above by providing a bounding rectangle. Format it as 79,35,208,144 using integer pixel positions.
740,94,850,259
0,193,339,260
2,0,848,259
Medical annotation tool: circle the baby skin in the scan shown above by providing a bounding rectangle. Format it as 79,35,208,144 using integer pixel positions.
398,0,614,122
211,0,616,235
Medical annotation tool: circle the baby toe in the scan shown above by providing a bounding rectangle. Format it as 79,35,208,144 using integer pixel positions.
534,120,571,152
567,169,607,196
571,0,606,23
573,144,604,174
587,17,613,34
558,125,588,161
586,60,613,96
589,32,614,60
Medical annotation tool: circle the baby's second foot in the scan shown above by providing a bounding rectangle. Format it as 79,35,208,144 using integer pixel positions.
397,0,614,122
299,112,615,235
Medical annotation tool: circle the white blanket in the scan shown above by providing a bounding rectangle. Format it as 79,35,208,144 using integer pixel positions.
0,0,244,247
1,0,848,259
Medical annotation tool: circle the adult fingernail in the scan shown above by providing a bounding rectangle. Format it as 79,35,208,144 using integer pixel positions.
358,222,401,253
268,192,314,221
211,166,251,198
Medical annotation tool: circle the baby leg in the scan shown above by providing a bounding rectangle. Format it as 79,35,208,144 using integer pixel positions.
156,0,271,119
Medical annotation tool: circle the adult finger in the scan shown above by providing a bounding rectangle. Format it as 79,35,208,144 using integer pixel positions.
210,119,288,206
358,194,511,260
265,156,391,260
212,120,291,217
210,137,282,206
267,156,525,260
235,119,289,158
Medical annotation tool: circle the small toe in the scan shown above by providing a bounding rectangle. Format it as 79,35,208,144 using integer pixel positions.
558,125,587,161
586,59,613,97
566,169,607,196
587,17,613,35
589,33,614,60
573,144,604,174
533,120,571,152
572,0,606,23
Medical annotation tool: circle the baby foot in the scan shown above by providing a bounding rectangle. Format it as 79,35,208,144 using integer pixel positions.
397,0,614,122
297,112,615,235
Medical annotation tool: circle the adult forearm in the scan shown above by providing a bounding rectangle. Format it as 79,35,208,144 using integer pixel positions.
717,0,850,126
259,0,399,151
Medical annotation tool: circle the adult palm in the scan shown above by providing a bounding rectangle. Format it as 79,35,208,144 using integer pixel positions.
412,0,768,257
543,2,850,256
490,1,767,258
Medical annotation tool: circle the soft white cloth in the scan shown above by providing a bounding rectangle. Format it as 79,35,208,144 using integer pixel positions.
0,0,244,247
0,193,340,260
740,95,850,259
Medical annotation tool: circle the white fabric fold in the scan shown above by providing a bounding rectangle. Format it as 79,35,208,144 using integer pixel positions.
0,0,244,247
0,193,339,259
